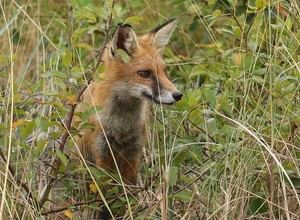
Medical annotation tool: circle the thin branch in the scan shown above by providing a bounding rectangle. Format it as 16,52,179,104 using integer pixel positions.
0,65,8,72
38,1,115,208
41,198,102,216
67,3,73,80
230,11,243,33
188,119,216,143
243,13,256,51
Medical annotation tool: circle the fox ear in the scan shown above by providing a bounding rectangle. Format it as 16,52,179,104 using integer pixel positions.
110,24,139,58
150,18,178,54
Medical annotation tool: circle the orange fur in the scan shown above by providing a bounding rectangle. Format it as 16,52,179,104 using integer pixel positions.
76,19,182,185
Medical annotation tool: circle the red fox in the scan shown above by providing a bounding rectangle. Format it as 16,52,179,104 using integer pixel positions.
76,18,182,186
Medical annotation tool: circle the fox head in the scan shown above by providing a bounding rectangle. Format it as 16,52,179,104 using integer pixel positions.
104,18,182,105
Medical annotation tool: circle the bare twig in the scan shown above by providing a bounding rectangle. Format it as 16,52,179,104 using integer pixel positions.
67,3,73,80
41,198,102,216
0,65,8,72
243,13,256,51
188,119,216,143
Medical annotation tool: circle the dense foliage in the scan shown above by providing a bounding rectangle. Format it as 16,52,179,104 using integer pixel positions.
1,0,300,219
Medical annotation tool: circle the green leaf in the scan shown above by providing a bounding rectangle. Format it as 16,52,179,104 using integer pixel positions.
38,116,60,132
72,168,87,174
38,117,49,132
124,16,144,25
253,68,266,76
189,65,207,79
172,150,188,166
71,28,88,45
86,204,101,211
290,177,300,188
284,16,293,30
248,197,268,215
12,28,20,45
106,186,119,197
170,190,192,202
36,139,46,155
97,63,106,74
115,49,131,63
222,125,235,138
221,100,233,118
254,12,264,27
61,48,72,67
208,0,216,5
70,67,84,79
21,120,36,140
169,166,178,187
202,87,216,107
111,198,126,209
206,118,217,135
255,0,265,10
212,9,221,17
42,70,67,79
233,26,242,38
56,149,69,167
74,42,93,50
282,83,295,96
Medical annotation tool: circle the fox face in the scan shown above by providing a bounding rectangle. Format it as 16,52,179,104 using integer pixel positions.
105,18,182,105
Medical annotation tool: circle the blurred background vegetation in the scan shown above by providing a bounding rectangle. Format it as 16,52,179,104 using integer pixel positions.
1,0,300,219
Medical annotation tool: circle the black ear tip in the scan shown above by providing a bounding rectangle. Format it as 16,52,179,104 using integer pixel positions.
168,17,178,22
150,18,179,33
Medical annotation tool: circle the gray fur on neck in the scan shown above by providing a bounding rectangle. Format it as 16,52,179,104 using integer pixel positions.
96,83,146,158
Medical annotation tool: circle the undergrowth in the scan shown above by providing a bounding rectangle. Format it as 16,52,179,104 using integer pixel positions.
1,0,300,219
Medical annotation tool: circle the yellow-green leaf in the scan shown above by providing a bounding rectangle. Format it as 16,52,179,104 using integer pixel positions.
64,210,74,219
115,49,131,63
71,28,88,45
56,149,68,167
74,42,93,50
255,0,265,10
169,191,193,202
42,70,67,79
208,0,216,5
12,119,25,128
124,16,143,25
97,63,106,74
212,9,221,17
89,183,98,193
61,49,72,67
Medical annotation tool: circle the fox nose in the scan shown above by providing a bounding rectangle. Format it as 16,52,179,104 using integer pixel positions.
173,92,183,101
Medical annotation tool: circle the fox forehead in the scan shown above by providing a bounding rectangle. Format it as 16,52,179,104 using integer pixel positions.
128,40,166,72
130,53,165,71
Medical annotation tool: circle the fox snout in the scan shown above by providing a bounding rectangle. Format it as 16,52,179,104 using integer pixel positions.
136,83,182,105
173,91,183,101
155,89,183,105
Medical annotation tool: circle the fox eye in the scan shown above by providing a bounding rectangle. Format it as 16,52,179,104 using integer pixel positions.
138,70,152,78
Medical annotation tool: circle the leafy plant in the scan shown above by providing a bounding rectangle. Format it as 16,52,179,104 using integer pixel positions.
1,0,300,219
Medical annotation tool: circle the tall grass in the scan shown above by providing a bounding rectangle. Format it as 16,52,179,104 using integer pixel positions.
1,0,300,219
